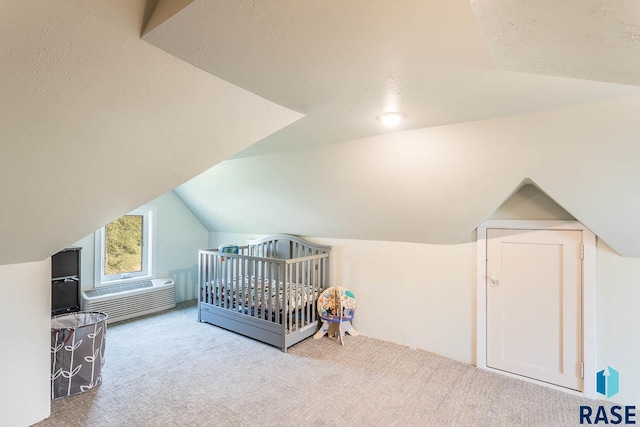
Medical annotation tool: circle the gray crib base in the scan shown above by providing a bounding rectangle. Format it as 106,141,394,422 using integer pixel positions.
199,302,318,352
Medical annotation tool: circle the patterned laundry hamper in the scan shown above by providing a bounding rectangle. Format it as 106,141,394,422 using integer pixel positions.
51,311,107,399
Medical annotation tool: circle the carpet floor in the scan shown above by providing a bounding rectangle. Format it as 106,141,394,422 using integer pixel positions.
35,300,608,426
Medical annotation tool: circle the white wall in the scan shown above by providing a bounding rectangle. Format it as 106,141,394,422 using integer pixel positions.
596,240,640,405
0,259,51,426
495,189,640,404
75,191,208,302
210,235,640,403
210,185,568,364
209,186,640,403
212,231,476,363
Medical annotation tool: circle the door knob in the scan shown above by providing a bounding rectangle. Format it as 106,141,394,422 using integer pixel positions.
490,274,499,286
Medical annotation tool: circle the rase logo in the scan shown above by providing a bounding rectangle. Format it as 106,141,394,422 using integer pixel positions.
580,366,636,425
598,366,620,399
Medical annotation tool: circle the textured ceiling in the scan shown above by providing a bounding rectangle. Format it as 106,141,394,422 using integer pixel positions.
471,0,640,85
143,0,640,157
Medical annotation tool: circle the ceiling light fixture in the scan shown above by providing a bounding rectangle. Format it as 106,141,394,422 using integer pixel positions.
377,112,406,127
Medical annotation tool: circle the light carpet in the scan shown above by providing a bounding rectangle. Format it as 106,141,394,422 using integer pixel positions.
35,301,609,426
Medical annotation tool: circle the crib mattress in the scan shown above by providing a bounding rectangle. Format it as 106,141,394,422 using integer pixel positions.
205,276,318,312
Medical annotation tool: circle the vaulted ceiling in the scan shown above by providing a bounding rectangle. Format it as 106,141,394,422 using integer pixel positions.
143,0,640,157
4,1,640,265
145,1,640,256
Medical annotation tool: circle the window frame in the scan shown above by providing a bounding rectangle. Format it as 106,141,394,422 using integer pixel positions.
94,206,157,287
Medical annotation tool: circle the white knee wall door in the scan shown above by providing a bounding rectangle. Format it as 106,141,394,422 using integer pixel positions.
486,228,583,391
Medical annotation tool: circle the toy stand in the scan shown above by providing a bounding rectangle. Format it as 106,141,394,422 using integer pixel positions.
313,286,359,345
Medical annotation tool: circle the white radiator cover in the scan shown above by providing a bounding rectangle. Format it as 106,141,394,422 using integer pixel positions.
82,278,175,324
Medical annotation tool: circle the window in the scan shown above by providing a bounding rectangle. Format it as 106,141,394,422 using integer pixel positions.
94,207,156,287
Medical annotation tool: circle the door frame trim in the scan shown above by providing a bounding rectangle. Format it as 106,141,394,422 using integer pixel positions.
476,219,596,399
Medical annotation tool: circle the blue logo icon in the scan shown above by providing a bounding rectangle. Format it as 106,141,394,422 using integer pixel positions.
596,366,619,398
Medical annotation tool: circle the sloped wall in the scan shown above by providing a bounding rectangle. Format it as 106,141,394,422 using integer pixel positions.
0,0,301,266
489,182,574,221
178,95,640,257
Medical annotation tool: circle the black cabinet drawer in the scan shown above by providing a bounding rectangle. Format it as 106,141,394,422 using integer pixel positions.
52,278,80,315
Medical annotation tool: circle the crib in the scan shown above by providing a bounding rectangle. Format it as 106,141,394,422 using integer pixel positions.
198,235,331,352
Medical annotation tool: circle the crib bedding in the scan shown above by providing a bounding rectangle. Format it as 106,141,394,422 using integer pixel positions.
204,275,318,312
